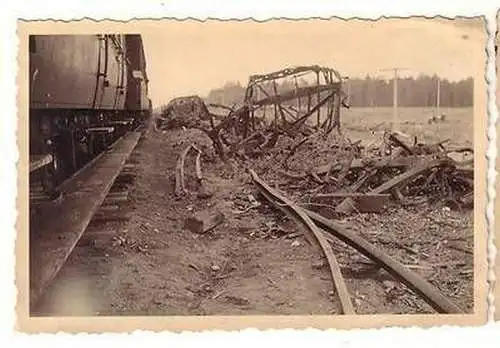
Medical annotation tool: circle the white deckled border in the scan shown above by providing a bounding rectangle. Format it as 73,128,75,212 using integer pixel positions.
485,13,498,323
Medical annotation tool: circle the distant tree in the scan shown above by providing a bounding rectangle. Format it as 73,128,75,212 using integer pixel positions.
204,74,473,108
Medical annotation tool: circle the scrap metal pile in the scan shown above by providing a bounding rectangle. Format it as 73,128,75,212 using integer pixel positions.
161,65,473,314
253,130,474,216
157,65,473,214
156,65,350,160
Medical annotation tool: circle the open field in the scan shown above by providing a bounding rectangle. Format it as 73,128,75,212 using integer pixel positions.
341,107,473,148
253,106,473,148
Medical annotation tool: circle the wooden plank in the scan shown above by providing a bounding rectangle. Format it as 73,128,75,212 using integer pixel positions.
371,158,451,194
336,158,452,214
104,120,132,126
29,131,141,310
249,65,342,84
102,194,129,205
29,154,53,173
86,127,115,133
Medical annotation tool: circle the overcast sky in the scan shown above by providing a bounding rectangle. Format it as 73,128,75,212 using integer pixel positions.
140,17,485,107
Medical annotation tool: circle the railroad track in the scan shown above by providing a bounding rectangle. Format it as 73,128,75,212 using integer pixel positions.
29,129,144,312
249,169,464,314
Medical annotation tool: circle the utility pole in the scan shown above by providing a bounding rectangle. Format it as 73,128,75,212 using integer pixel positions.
436,78,441,118
380,68,409,132
369,72,377,108
369,80,375,107
341,76,351,107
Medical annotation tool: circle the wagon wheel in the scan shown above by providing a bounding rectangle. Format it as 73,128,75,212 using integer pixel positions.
74,129,94,164
40,154,62,201
45,136,69,190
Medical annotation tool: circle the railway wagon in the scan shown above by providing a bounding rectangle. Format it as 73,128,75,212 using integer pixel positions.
29,34,151,199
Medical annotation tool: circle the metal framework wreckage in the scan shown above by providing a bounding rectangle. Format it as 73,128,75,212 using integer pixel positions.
156,65,350,159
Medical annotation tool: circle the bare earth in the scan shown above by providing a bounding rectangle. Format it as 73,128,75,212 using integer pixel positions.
34,117,473,316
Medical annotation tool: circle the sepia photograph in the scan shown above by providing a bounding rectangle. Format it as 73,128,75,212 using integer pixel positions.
16,16,488,332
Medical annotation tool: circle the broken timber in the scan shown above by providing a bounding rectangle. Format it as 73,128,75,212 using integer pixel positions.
336,157,455,214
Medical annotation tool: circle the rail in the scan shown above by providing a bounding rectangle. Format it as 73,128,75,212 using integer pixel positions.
249,169,464,314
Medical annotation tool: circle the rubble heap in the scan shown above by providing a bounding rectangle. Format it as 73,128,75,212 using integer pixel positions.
155,65,474,214
253,130,473,215
155,65,474,315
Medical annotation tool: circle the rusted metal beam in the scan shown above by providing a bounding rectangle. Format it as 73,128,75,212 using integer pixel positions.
288,91,336,131
253,84,340,107
175,144,194,197
249,65,343,84
249,169,463,314
250,169,355,314
303,208,464,314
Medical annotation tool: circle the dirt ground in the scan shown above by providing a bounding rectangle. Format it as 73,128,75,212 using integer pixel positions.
33,119,474,316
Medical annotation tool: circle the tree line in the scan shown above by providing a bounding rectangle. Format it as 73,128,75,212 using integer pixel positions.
206,74,473,108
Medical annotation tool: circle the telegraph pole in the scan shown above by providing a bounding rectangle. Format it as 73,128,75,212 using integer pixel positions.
436,78,441,118
368,72,377,108
341,76,351,107
380,68,409,132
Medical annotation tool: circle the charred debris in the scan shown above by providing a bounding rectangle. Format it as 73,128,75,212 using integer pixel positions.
157,65,473,314
157,65,473,215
